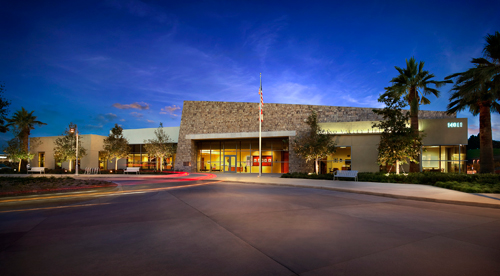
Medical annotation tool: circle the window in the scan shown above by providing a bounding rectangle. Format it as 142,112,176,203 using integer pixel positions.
195,138,289,173
38,152,45,167
99,151,108,170
422,145,466,173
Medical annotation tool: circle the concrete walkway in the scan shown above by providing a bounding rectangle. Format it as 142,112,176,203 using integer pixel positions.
2,172,500,209
211,173,500,209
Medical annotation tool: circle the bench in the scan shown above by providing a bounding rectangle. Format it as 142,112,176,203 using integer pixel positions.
333,170,358,181
28,167,45,174
85,167,100,174
124,167,140,174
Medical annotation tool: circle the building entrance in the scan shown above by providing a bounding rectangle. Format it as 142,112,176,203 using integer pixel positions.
224,155,237,173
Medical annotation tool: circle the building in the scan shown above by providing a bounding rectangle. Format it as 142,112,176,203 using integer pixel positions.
31,101,468,173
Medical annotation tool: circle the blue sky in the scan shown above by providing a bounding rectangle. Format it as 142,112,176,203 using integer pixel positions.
1,0,499,147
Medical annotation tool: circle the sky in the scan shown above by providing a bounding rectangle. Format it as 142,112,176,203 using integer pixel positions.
1,0,499,148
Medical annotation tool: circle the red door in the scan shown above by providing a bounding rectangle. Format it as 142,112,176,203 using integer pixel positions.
281,152,289,173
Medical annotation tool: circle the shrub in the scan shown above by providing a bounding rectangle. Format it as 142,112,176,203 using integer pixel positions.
281,172,332,180
282,171,500,193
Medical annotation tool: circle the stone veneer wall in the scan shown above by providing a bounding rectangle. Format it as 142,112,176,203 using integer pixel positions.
174,101,456,173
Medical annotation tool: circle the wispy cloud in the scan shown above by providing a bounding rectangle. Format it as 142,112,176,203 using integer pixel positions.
244,16,287,65
85,124,104,130
105,0,170,23
85,113,120,132
147,119,155,123
340,94,384,108
271,82,323,105
113,102,150,110
160,105,181,117
104,113,117,120
130,112,143,118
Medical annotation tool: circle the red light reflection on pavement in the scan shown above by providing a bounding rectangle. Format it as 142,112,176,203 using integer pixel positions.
118,173,216,186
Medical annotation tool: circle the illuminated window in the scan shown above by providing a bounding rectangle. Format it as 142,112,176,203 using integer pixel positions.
38,152,45,167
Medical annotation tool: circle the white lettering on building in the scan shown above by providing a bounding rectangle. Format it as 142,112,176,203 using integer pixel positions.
447,122,463,128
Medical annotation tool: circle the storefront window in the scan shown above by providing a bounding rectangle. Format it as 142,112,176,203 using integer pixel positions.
195,138,289,173
325,147,351,173
422,145,466,173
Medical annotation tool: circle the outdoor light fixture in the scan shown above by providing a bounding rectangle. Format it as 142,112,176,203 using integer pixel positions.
71,125,79,176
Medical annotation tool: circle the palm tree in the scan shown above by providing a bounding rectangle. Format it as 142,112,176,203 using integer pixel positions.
386,57,451,172
6,107,46,166
446,31,500,173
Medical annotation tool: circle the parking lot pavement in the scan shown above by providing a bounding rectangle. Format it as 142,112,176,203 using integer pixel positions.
1,182,499,275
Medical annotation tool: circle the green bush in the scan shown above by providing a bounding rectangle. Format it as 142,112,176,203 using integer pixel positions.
434,181,500,193
281,172,332,180
358,172,500,185
282,171,500,193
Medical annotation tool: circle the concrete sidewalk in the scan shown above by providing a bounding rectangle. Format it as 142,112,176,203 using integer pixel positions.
212,173,500,209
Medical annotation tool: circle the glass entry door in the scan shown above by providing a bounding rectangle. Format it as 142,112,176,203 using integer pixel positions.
224,155,237,173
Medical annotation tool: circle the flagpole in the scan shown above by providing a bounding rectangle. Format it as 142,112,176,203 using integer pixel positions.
259,73,262,177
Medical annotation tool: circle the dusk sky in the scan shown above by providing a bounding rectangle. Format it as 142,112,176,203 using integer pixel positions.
1,0,499,147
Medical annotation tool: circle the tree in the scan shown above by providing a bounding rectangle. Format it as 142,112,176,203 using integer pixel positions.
372,92,423,174
4,137,33,172
467,135,480,150
446,31,500,174
143,123,176,171
6,107,46,168
386,57,451,172
292,109,336,174
103,124,130,170
53,123,87,172
0,83,10,133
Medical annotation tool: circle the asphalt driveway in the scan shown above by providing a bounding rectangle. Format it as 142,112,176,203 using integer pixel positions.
1,181,499,275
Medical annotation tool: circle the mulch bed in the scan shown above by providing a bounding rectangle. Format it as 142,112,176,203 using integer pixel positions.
0,177,117,197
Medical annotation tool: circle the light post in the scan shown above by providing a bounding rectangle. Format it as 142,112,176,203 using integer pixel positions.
70,125,79,176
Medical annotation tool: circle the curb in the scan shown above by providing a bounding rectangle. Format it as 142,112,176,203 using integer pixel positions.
217,180,500,210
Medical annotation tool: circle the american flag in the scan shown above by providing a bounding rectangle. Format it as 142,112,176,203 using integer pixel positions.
259,74,263,122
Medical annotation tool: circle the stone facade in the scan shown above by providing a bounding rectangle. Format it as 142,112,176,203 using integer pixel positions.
174,101,456,173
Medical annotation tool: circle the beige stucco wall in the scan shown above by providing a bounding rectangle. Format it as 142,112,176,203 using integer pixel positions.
321,118,468,172
30,136,58,169
420,118,468,145
30,134,106,170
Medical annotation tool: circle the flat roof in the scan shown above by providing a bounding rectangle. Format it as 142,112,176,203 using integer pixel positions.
122,126,180,144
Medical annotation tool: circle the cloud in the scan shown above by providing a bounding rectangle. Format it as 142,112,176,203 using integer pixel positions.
119,119,126,122
160,105,181,116
340,94,385,108
130,112,143,118
105,113,117,120
94,113,119,125
244,16,288,65
147,119,155,123
272,82,323,105
105,0,169,23
113,102,150,110
84,124,104,130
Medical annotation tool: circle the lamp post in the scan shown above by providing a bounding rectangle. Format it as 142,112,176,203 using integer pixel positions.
70,125,79,176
